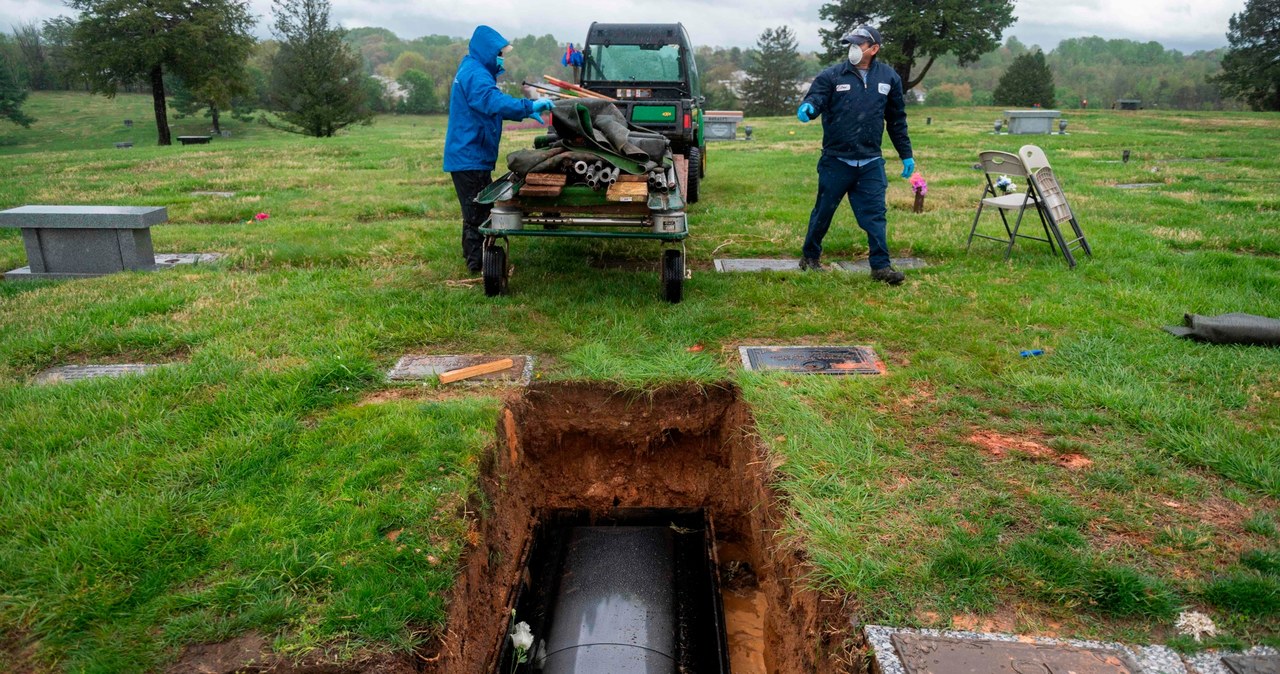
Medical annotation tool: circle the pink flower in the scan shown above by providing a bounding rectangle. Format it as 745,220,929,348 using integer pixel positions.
254,212,269,221
909,172,928,196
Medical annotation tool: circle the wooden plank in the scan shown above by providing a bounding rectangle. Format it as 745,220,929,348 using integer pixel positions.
517,185,563,198
525,173,567,187
675,155,689,203
607,182,650,202
616,174,647,183
439,358,514,384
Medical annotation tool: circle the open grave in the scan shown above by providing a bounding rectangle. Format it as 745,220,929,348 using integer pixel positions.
430,382,852,673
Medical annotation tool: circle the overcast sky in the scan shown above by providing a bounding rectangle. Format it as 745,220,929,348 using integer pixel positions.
0,0,1240,54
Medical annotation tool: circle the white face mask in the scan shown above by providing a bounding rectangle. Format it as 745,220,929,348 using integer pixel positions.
848,44,864,65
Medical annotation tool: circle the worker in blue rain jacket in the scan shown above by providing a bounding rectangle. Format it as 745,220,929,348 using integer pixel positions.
795,25,914,285
444,25,554,273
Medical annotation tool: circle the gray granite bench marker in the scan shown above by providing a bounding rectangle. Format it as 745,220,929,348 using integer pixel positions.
177,136,212,145
35,364,165,385
1004,109,1062,134
387,354,534,386
1,205,169,280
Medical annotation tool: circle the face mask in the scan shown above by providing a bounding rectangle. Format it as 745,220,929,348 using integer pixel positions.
847,44,863,65
496,55,505,70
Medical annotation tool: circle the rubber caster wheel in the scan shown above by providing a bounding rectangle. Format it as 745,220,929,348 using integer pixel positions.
483,245,508,297
662,248,684,304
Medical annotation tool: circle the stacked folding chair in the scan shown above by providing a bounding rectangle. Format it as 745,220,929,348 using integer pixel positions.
966,145,1092,268
1019,145,1092,268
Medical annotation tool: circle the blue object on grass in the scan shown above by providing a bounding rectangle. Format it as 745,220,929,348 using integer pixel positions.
1020,349,1044,357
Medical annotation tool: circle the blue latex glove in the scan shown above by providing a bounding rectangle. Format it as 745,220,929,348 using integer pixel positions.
532,98,555,114
900,157,916,178
796,102,816,123
530,112,545,124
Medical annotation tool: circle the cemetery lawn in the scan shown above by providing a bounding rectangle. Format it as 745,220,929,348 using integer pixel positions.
1,92,1278,670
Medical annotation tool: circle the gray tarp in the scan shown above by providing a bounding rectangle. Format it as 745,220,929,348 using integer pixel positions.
1163,313,1280,346
506,99,670,175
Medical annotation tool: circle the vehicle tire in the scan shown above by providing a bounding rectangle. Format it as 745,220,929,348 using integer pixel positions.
662,248,684,304
699,144,707,178
483,244,508,297
686,147,701,204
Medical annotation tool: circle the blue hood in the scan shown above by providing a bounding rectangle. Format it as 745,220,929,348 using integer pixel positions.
468,25,509,75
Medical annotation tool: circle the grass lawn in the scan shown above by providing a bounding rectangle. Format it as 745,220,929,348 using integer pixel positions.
1,91,1278,671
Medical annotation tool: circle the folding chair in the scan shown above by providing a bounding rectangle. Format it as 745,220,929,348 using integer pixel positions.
1019,144,1092,269
966,150,1059,261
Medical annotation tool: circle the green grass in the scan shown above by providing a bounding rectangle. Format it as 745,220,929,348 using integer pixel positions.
2,93,1280,668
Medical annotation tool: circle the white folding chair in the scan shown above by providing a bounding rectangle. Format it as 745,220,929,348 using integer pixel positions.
1019,145,1092,268
966,150,1059,260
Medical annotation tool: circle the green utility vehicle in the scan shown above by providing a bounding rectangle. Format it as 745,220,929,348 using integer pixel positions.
579,22,706,202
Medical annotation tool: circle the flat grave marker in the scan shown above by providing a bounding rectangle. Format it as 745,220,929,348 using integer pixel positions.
866,626,1188,674
388,354,534,386
739,346,884,375
35,364,166,385
714,257,927,273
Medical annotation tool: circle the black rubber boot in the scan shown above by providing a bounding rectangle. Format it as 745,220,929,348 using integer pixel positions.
799,257,826,271
871,266,905,285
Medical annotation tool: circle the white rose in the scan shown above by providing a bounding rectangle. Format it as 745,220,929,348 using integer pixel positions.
511,621,534,652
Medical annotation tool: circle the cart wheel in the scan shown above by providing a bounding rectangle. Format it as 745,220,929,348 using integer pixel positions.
686,147,702,204
483,244,508,297
661,249,684,304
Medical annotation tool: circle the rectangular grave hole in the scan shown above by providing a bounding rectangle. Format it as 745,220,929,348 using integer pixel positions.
431,383,852,674
496,508,728,674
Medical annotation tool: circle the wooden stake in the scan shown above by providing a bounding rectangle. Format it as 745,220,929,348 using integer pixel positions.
439,358,514,384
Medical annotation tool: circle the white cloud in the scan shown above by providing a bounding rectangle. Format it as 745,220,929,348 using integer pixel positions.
0,0,1237,53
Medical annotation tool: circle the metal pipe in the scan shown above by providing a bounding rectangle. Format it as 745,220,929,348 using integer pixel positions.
525,216,650,227
573,161,589,175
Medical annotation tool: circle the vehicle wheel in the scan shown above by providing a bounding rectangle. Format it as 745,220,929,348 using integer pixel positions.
686,147,701,204
483,244,508,297
699,144,707,178
661,248,684,304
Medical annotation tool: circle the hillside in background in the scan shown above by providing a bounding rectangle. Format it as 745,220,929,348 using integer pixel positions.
339,28,1233,112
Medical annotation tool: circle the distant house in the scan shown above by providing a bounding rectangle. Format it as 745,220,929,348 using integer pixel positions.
373,75,408,104
907,87,926,104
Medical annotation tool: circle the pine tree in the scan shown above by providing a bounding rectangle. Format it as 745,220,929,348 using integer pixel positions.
1214,0,1280,111
742,26,803,116
267,0,371,137
0,56,35,127
993,50,1055,107
68,0,255,145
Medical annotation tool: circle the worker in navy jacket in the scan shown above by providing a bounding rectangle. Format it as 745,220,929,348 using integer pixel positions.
444,25,553,273
796,25,914,285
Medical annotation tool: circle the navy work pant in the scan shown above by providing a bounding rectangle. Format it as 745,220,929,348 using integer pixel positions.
450,170,492,272
802,155,891,269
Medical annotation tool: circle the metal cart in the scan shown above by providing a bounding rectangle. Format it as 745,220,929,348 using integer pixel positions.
475,152,690,303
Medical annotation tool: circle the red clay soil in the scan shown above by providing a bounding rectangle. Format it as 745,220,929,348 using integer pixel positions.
426,382,857,673
968,429,1093,470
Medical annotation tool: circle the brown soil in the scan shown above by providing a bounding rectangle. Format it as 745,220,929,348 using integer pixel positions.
166,633,419,674
427,381,856,673
967,430,1093,470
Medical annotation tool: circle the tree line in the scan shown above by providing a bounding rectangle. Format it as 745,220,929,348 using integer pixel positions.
2,0,1276,139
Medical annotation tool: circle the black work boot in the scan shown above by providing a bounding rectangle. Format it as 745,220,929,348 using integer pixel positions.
799,257,826,271
870,265,905,285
